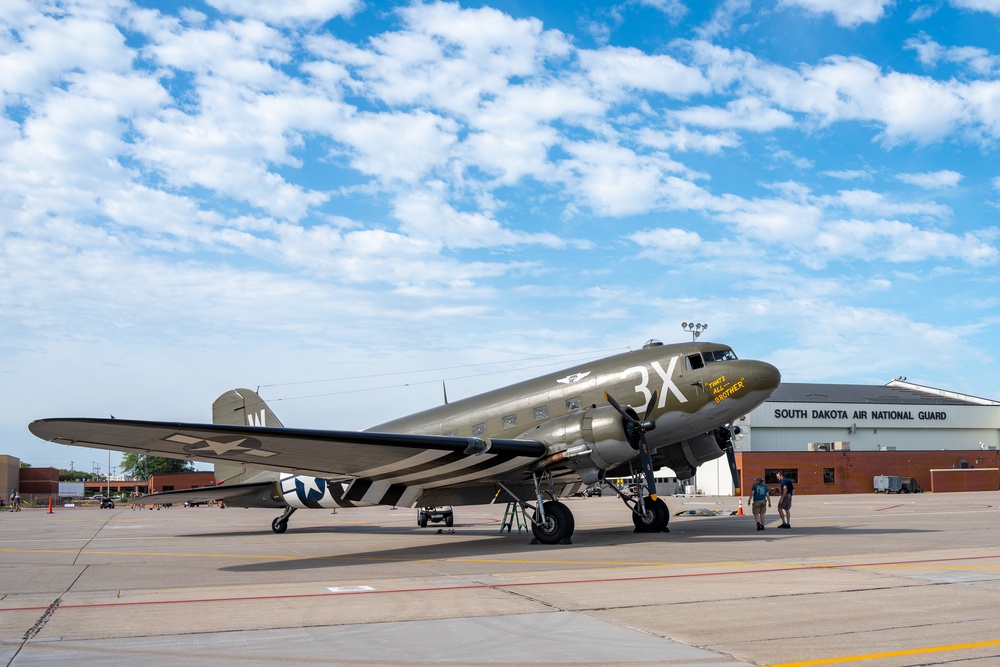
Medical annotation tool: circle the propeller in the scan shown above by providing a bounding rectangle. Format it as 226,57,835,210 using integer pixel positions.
719,425,742,493
604,390,659,501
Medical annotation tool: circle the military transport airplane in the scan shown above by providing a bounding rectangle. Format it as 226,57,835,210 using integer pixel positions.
29,340,780,544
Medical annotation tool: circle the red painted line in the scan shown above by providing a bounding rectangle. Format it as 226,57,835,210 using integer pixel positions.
876,504,904,511
3,552,998,614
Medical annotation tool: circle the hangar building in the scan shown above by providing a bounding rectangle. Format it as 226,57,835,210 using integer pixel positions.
695,379,1000,496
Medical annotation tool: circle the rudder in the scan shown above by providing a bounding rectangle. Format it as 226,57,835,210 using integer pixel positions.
212,388,282,485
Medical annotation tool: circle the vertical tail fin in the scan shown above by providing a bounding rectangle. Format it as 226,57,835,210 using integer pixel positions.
212,388,283,485
213,387,284,428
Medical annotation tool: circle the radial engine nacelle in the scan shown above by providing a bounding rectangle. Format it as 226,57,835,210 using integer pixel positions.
524,405,638,484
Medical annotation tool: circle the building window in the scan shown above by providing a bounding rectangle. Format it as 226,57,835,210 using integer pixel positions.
823,468,835,484
764,469,798,485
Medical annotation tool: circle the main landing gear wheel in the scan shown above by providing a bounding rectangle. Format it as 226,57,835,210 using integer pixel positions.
632,497,669,533
531,500,575,545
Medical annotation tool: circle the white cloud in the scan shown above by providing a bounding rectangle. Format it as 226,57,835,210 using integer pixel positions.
639,0,688,20
629,228,704,258
580,46,710,99
334,110,459,184
896,170,963,189
822,169,873,181
817,219,999,264
391,187,565,250
560,141,690,217
778,0,894,27
206,0,361,25
950,0,1000,16
696,0,752,40
903,32,1000,77
636,127,741,154
827,189,952,218
672,96,795,132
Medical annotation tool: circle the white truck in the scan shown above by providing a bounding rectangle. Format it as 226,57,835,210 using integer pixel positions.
873,475,902,493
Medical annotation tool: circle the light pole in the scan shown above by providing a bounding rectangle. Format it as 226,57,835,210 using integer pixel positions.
681,322,708,341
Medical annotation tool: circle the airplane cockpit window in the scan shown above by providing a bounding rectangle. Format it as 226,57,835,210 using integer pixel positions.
703,348,738,363
686,354,705,371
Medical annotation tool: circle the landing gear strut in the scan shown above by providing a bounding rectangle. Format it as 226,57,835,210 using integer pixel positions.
605,483,670,533
631,497,669,533
271,506,296,533
497,472,575,545
531,500,574,545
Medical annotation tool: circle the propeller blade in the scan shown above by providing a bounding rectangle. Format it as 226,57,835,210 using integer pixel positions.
642,389,658,422
604,391,659,500
603,391,627,418
725,444,740,493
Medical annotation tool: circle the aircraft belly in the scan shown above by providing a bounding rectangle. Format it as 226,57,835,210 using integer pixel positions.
412,456,537,489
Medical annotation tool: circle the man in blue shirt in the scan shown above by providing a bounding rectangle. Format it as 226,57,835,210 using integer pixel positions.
747,477,770,531
777,472,794,529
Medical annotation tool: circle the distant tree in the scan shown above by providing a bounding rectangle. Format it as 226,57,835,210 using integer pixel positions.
59,469,97,482
20,462,31,468
120,453,194,479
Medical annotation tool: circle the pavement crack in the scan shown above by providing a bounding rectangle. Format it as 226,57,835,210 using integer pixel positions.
7,566,88,667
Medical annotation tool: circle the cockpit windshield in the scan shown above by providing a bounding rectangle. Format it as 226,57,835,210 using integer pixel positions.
703,348,737,363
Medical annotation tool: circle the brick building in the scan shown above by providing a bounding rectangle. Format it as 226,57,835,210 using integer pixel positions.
693,379,1000,495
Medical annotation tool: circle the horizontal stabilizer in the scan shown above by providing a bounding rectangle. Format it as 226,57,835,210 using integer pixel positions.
135,481,282,509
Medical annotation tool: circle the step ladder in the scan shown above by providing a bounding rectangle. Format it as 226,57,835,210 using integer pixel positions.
500,501,528,533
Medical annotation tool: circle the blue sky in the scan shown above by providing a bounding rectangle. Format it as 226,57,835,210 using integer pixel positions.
2,0,998,473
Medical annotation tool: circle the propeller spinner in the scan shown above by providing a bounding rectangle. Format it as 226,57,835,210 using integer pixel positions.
603,390,659,501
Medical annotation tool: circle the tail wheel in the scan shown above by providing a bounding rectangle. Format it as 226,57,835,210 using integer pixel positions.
531,501,574,544
632,497,669,533
271,517,288,533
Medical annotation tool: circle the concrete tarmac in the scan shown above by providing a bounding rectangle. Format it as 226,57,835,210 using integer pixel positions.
2,491,1000,666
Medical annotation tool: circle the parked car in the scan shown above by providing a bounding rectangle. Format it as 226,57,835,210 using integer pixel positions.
417,506,453,528
585,486,602,497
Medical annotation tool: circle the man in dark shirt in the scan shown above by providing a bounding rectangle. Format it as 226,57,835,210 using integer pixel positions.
777,472,794,529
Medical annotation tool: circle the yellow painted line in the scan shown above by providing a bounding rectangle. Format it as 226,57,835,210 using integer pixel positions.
767,638,1000,667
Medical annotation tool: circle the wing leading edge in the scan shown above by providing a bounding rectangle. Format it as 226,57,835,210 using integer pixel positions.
28,418,548,487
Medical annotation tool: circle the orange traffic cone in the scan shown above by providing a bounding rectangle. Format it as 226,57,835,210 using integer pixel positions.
737,500,744,516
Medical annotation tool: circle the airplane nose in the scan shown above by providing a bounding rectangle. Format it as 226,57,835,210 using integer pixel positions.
751,361,781,389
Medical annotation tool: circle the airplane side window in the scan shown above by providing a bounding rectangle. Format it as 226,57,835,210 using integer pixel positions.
471,422,486,437
565,397,582,412
687,354,704,371
533,406,549,421
502,414,517,429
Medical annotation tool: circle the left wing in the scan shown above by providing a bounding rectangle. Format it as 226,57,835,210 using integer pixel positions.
29,418,548,487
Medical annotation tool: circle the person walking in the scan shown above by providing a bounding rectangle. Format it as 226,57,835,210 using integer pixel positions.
747,476,770,531
13,492,21,512
777,472,794,528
